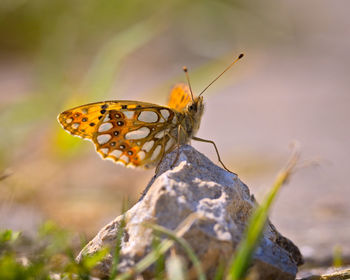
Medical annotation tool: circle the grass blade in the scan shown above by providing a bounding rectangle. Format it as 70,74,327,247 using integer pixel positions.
109,216,127,280
227,147,300,280
152,237,166,280
115,213,199,280
147,223,206,280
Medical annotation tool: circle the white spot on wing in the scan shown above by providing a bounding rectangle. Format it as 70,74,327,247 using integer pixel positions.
98,122,113,132
160,109,170,120
100,148,109,155
72,123,80,129
110,150,122,158
165,138,175,151
105,157,115,162
97,134,111,145
124,111,134,119
154,129,169,139
66,118,73,124
137,151,146,160
125,127,150,140
103,115,110,122
172,115,177,124
142,140,154,152
138,111,158,123
120,155,129,164
151,145,161,161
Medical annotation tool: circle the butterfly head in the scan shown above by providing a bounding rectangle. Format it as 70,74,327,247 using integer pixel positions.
185,95,204,136
187,96,204,119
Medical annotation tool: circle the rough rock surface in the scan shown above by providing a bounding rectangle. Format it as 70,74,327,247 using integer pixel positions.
298,267,350,280
77,145,303,279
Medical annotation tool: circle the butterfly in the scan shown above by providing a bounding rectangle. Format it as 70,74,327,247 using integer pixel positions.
58,54,243,172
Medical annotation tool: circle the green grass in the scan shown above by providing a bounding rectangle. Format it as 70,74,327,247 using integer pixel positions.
0,149,299,280
227,147,299,280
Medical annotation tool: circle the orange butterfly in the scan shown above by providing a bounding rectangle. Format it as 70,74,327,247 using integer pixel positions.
58,54,243,172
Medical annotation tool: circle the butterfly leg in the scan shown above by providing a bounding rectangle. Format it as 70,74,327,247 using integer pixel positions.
155,134,172,174
192,136,236,175
170,125,182,169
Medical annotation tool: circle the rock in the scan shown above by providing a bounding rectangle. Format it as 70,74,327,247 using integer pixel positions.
298,267,350,280
77,145,303,279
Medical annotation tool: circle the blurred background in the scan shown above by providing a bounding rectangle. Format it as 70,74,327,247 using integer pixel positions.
0,0,349,266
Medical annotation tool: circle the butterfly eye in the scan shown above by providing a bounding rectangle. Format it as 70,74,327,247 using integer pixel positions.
189,104,197,112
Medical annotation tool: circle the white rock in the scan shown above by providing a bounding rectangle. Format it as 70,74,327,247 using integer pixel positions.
77,145,303,279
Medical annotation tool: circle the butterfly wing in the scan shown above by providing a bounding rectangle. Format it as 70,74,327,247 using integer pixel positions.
58,101,178,168
167,84,192,112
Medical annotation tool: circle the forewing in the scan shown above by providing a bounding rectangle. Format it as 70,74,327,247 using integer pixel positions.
58,102,109,139
58,101,178,168
167,84,192,112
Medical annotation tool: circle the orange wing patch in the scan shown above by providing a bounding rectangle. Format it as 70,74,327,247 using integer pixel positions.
167,84,192,112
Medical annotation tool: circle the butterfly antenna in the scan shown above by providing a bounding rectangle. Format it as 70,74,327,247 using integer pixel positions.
198,53,244,97
183,66,195,102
